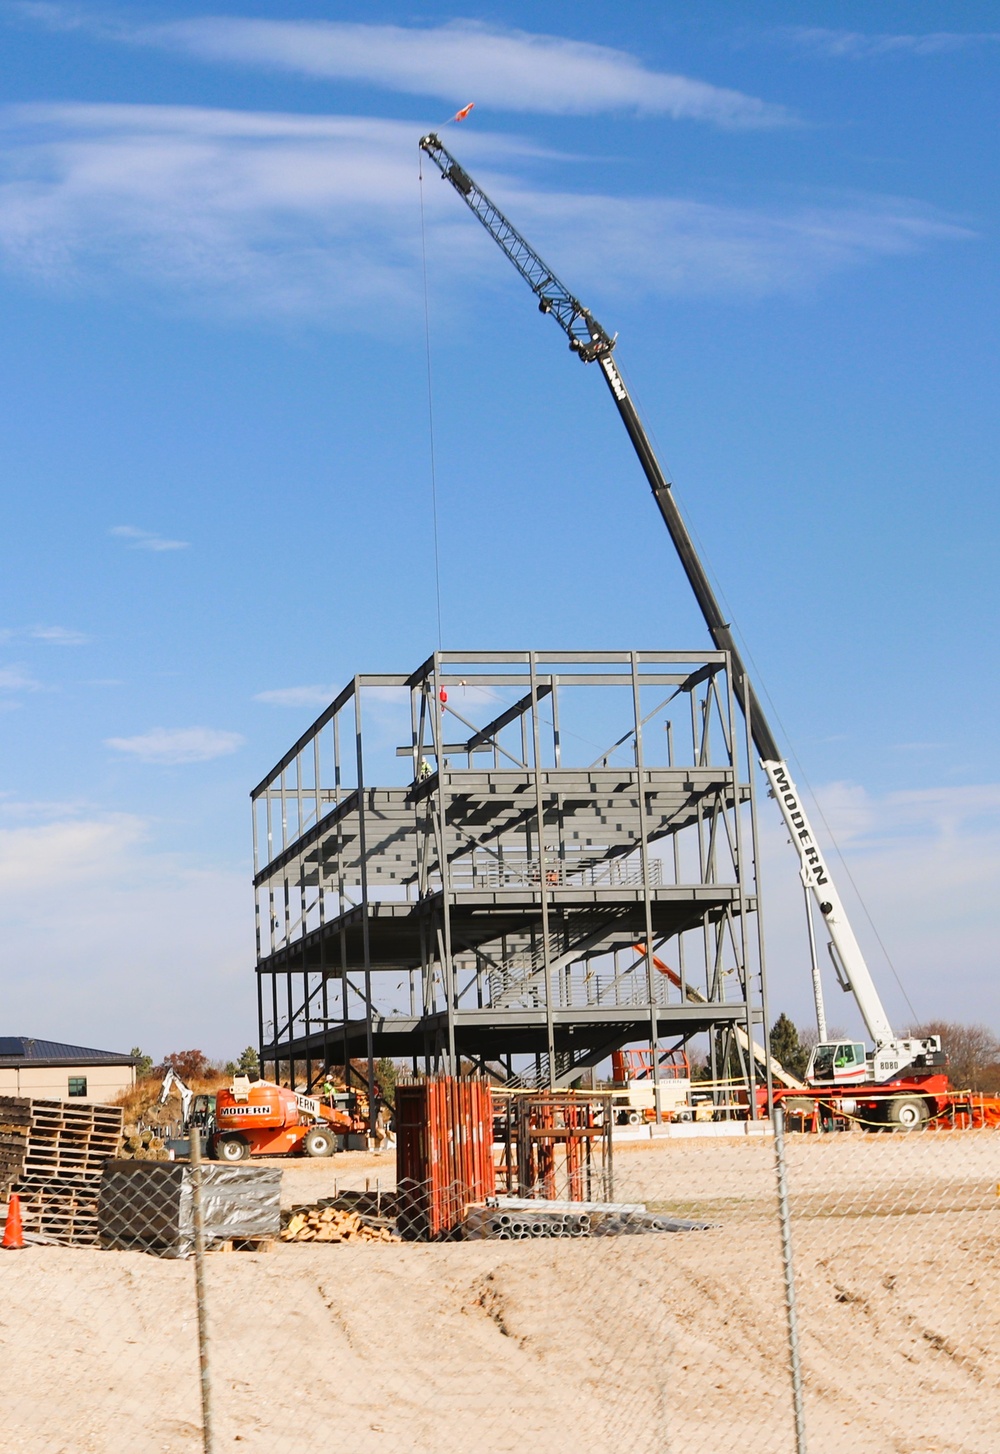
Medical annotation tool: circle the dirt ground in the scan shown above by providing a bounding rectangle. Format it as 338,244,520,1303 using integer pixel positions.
1,1131,998,1454
270,1144,398,1206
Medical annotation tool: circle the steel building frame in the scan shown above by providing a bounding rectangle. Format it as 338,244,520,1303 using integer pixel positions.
253,650,771,1110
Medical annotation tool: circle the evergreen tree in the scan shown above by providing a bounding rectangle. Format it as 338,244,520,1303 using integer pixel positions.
130,1046,154,1080
770,1014,808,1080
374,1056,397,1107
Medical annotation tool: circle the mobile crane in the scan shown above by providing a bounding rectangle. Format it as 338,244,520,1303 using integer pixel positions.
419,134,947,1127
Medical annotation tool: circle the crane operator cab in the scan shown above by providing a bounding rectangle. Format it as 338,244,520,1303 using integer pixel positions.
807,1041,868,1086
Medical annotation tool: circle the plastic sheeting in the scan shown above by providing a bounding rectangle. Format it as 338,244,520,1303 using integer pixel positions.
98,1161,281,1258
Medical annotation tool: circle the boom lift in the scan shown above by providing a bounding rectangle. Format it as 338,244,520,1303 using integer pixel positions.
158,1069,367,1159
631,946,807,1094
419,134,946,1123
212,1076,366,1161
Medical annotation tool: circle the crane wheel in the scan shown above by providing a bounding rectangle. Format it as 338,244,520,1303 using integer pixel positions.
303,1126,336,1158
217,1135,251,1162
885,1097,928,1131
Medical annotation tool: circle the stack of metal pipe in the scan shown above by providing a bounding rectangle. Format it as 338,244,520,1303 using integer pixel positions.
462,1199,714,1240
465,1207,593,1239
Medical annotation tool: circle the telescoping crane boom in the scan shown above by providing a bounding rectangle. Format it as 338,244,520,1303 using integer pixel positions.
419,132,944,1092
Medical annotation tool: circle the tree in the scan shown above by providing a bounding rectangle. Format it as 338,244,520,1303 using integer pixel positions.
905,1021,1000,1092
130,1046,154,1080
223,1047,259,1077
374,1057,398,1107
769,1014,808,1081
154,1050,217,1081
798,1023,845,1058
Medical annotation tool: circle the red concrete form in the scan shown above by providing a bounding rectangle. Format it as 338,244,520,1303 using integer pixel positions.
395,1077,495,1239
493,1091,614,1202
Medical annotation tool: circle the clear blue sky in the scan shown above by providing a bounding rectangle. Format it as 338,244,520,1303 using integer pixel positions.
0,1,996,1059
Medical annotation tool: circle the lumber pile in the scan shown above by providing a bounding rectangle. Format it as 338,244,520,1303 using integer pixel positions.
0,1098,32,1200
7,1098,123,1245
281,1201,400,1244
116,1124,171,1162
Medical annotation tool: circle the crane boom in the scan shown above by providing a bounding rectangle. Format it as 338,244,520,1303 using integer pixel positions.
419,132,779,764
419,133,943,1081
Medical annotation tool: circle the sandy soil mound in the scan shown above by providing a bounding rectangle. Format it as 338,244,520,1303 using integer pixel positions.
0,1133,996,1453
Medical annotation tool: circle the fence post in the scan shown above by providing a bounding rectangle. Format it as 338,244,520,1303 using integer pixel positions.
189,1127,216,1454
773,1103,807,1454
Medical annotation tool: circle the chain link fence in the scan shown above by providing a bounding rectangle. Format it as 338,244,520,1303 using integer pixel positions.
1,1105,998,1452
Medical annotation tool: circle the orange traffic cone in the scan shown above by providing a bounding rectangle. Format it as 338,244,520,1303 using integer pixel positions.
2,1193,25,1249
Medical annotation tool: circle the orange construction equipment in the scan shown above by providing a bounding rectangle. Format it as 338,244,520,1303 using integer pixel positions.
2,1193,25,1249
611,1047,691,1084
212,1078,366,1162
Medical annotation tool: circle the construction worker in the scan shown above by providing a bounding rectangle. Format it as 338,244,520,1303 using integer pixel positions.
322,1072,335,1106
418,757,432,781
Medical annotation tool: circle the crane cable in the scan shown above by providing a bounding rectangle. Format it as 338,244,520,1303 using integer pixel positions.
616,353,920,1027
418,151,444,649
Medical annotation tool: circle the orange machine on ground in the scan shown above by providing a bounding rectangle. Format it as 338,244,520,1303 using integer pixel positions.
212,1077,365,1161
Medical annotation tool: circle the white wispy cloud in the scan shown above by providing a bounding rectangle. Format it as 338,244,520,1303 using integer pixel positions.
0,624,88,645
812,781,1000,848
0,795,97,819
110,524,189,551
0,103,972,319
0,802,253,1057
761,779,1000,1033
17,9,790,128
501,185,970,300
774,27,1000,59
254,684,337,708
0,664,42,691
28,624,88,644
105,726,245,764
0,809,146,887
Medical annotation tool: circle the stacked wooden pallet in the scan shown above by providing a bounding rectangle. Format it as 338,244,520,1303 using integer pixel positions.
11,1099,124,1245
281,1202,400,1244
0,1098,32,1200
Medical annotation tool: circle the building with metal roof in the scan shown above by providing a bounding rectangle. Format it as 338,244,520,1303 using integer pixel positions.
0,1037,136,1103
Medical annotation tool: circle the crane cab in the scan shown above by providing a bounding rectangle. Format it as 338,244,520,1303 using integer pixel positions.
807,1041,868,1086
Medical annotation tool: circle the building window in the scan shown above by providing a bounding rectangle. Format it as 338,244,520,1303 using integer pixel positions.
67,1076,87,1097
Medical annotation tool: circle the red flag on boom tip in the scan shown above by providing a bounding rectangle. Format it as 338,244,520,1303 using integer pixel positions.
451,103,475,123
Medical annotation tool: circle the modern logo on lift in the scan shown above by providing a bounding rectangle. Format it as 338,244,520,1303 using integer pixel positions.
769,764,829,887
218,1104,272,1118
